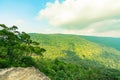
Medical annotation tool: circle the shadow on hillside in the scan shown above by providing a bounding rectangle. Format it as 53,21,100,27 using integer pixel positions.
56,50,120,79
100,51,120,62
61,50,82,63
60,50,104,67
36,49,120,80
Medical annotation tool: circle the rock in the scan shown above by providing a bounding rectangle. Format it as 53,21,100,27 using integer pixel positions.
0,67,50,80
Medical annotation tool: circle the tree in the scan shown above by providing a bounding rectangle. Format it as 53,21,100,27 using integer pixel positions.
0,24,46,68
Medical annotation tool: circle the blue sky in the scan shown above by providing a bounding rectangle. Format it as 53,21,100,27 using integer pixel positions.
0,0,120,37
0,0,66,33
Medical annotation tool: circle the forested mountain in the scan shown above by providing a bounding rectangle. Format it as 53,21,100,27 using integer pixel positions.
29,33,120,80
82,36,120,51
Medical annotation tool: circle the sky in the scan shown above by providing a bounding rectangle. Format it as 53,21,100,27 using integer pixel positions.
0,0,120,37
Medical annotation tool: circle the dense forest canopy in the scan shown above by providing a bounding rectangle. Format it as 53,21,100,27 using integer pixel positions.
0,24,46,68
30,33,120,80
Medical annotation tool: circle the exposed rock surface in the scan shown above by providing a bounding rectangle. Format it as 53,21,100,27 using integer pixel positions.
0,67,50,80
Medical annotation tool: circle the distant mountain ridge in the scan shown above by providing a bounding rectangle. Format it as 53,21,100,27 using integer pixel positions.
29,33,120,51
81,35,120,51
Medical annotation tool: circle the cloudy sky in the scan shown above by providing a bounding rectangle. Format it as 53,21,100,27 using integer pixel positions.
0,0,120,37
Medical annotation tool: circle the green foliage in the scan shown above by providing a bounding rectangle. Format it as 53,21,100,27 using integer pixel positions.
0,24,45,68
1,26,120,80
30,33,120,80
35,58,120,80
20,56,36,67
30,33,120,69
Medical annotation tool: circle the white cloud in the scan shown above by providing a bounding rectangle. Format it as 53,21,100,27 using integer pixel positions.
85,19,120,32
36,0,120,37
55,29,120,38
38,0,120,30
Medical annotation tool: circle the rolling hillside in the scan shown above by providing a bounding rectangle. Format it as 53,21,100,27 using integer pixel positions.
29,33,120,80
30,33,120,69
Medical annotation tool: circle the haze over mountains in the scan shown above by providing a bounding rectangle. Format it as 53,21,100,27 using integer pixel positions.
82,36,120,51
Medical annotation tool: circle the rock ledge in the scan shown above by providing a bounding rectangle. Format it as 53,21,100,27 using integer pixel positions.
0,67,50,80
